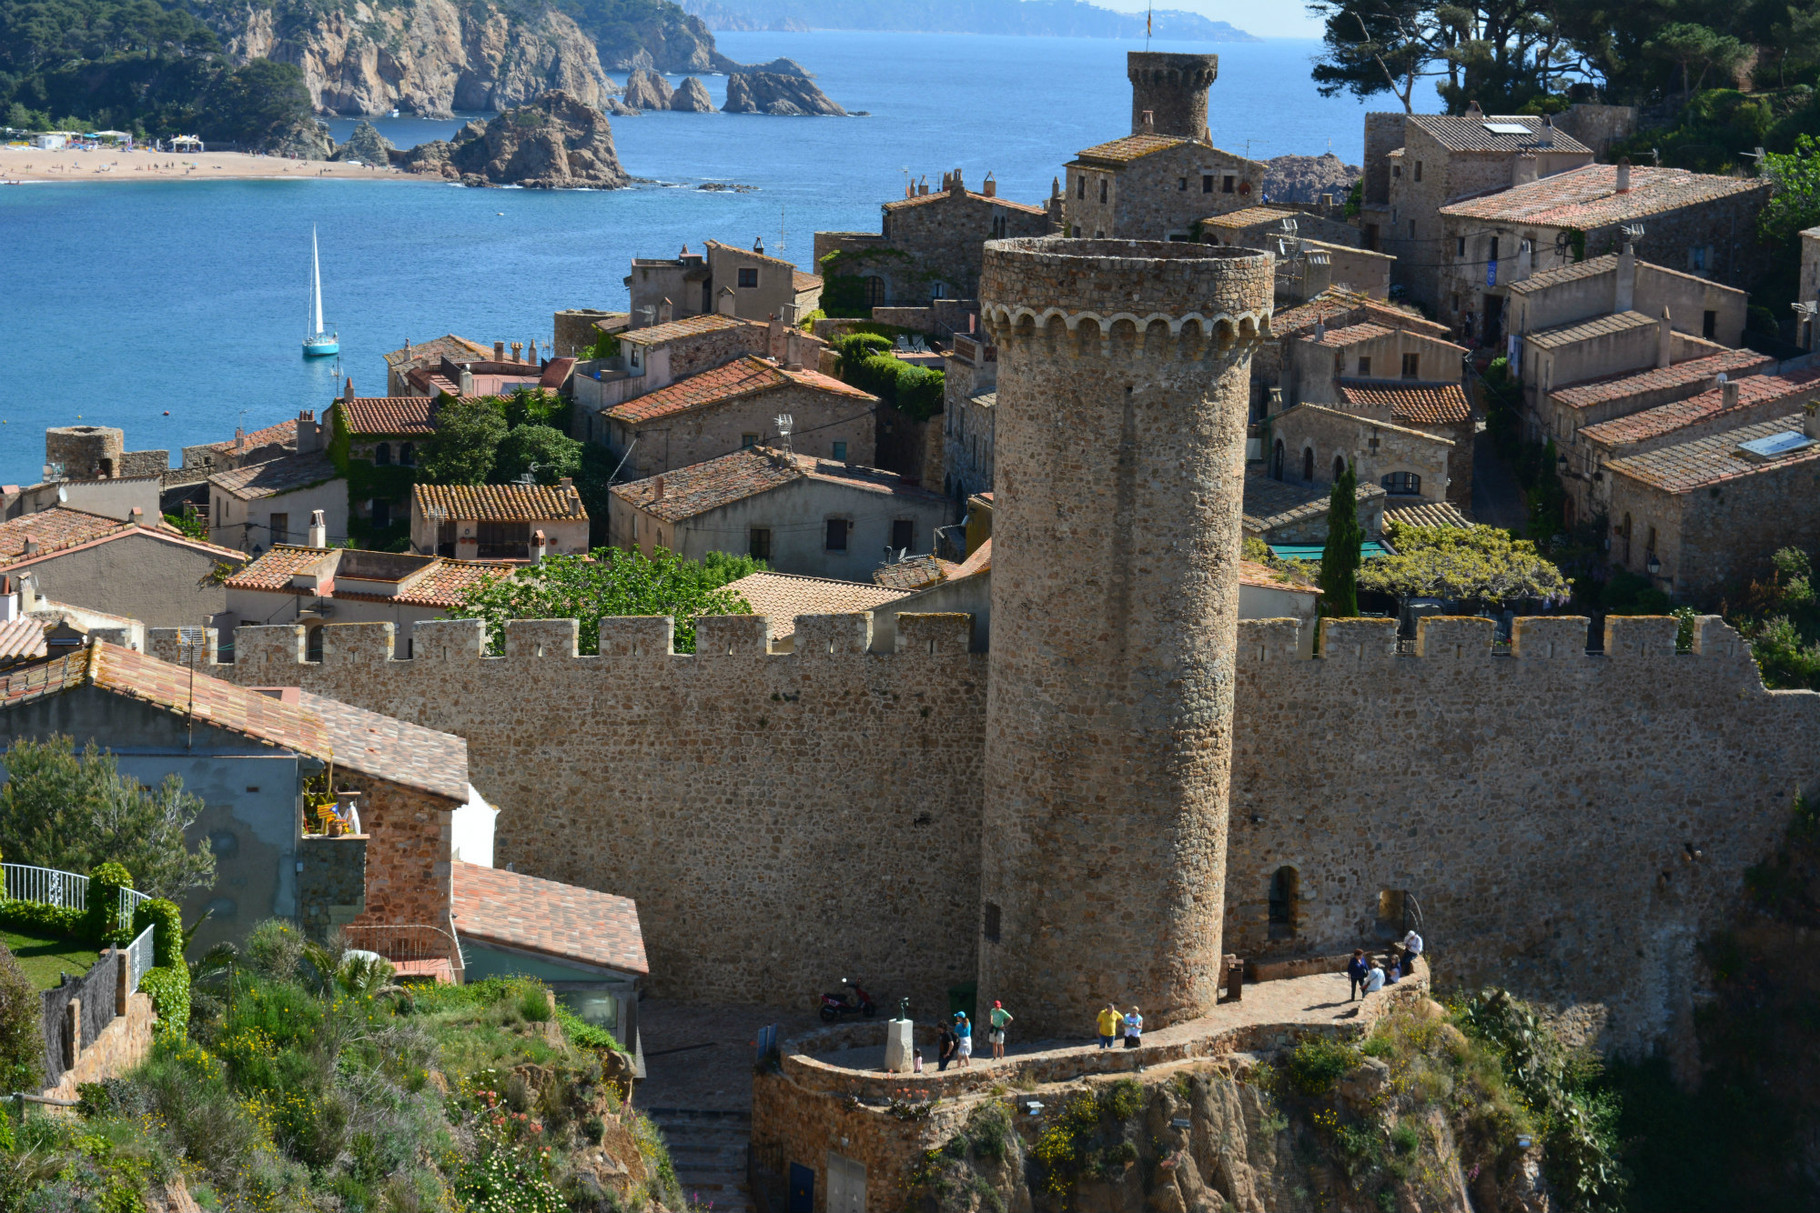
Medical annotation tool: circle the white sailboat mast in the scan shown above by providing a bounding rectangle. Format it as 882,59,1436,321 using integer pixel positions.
311,226,324,335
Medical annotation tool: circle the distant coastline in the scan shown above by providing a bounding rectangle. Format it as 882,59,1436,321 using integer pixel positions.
680,0,1257,42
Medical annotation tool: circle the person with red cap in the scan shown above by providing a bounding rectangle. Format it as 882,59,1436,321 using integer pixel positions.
988,1000,1014,1061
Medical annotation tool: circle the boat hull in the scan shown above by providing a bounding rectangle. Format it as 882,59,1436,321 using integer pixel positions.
303,337,340,357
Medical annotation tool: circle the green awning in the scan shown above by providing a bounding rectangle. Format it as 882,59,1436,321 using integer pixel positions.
1266,541,1394,562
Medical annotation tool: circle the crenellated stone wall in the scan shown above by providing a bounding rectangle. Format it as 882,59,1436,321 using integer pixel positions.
155,608,1820,1055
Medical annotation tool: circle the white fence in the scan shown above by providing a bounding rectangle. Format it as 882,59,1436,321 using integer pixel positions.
124,923,156,995
2,864,89,911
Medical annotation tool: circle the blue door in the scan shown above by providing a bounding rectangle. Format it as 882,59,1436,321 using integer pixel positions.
788,1162,814,1213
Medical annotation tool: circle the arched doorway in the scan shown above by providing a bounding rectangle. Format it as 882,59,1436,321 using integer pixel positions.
1302,447,1315,482
1333,455,1346,482
1272,439,1285,481
1268,867,1299,940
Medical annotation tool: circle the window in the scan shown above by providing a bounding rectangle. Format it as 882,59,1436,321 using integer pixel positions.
400,442,415,467
306,627,324,663
990,213,1007,238
825,518,850,551
1222,175,1235,194
742,433,759,449
1401,352,1420,378
477,520,531,559
1302,447,1315,482
1690,245,1710,272
1099,178,1108,203
1095,231,1104,238
891,519,914,552
737,267,759,289
831,440,848,462
1393,164,1401,178
1178,177,1187,191
1268,867,1299,940
749,527,772,561
269,513,289,544
374,442,392,466
1334,455,1346,481
1456,236,1465,257
1202,174,1214,193
1703,310,1717,340
862,276,886,307
983,901,1001,943
371,499,391,529
1381,471,1422,496
1646,526,1657,557
1413,160,1423,182
1076,175,1085,199
1375,889,1411,938
1357,356,1372,376
1272,438,1285,480
1071,225,1081,238
1408,219,1416,238
629,345,642,370
1621,512,1632,564
1489,236,1500,263
437,520,456,557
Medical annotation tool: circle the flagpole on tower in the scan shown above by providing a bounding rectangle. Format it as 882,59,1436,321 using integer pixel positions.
1146,2,1152,49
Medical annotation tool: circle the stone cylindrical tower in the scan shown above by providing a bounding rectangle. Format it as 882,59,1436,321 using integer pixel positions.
44,425,125,480
1128,51,1219,140
976,237,1272,1035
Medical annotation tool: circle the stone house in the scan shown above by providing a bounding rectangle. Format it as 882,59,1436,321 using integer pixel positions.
721,570,913,652
609,447,951,580
40,424,169,483
940,331,997,502
208,453,345,554
224,545,514,654
1238,560,1320,657
1360,109,1593,310
1198,204,1361,250
1522,311,1738,444
1268,403,1457,509
1198,206,1391,303
180,411,324,479
1242,469,1386,544
570,313,775,429
1507,246,1747,350
1801,227,1820,349
326,391,435,544
1565,368,1820,526
1438,163,1772,343
1061,133,1265,241
592,354,877,483
1332,380,1476,507
383,334,490,395
625,240,822,329
1604,409,1820,598
393,343,549,399
1253,290,1454,420
0,507,244,629
813,172,1049,310
1282,318,1469,409
411,482,589,561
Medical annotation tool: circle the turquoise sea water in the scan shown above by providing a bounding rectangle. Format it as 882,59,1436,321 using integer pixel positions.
0,34,1433,484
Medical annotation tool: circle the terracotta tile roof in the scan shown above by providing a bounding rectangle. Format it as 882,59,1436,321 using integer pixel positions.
1386,501,1472,529
605,355,874,425
1306,321,1394,348
1578,368,1820,449
380,560,512,608
1238,558,1317,593
1605,413,1819,493
724,571,910,641
623,313,754,345
412,483,586,523
1508,253,1622,293
950,536,992,580
872,554,957,592
1201,205,1299,230
882,188,1047,215
383,334,490,369
1272,289,1449,339
1523,309,1657,350
539,357,576,389
1337,380,1473,426
296,688,470,802
1243,469,1387,533
1440,164,1768,227
1074,133,1192,164
0,508,135,561
199,417,298,454
209,453,340,501
1548,350,1773,412
0,619,47,664
452,860,647,976
792,270,822,292
224,545,334,590
613,448,806,522
1408,113,1590,154
338,397,437,436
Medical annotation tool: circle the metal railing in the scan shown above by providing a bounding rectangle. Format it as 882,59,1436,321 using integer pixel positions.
3,864,87,911
343,924,465,984
124,924,155,995
119,886,149,925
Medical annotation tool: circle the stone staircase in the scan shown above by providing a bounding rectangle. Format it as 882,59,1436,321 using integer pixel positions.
647,1107,756,1213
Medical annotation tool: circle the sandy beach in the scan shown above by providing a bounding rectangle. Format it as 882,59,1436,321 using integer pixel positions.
0,145,433,183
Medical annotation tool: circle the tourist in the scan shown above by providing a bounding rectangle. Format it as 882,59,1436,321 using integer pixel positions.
1364,959,1386,995
988,1000,1013,1061
1401,927,1424,973
953,1011,973,1067
937,1021,957,1072
1346,949,1370,1001
1123,1006,1143,1049
1097,1003,1121,1048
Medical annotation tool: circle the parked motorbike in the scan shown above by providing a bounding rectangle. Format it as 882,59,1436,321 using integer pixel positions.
818,978,877,1022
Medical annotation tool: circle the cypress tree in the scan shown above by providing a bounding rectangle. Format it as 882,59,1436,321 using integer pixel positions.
1320,461,1362,619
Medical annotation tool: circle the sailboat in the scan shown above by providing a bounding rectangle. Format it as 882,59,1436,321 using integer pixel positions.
302,226,340,358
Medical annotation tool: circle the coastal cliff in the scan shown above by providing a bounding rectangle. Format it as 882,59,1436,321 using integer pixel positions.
393,90,628,187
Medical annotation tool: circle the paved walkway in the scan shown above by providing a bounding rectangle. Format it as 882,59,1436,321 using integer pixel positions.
1471,425,1528,532
638,997,825,1113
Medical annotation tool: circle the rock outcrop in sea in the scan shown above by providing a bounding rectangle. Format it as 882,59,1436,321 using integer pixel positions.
722,70,845,116
1264,152,1362,203
271,116,335,159
621,67,674,109
393,91,628,188
330,120,394,163
669,76,715,112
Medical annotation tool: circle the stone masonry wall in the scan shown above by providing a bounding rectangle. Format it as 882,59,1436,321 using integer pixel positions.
621,382,877,478
41,992,157,1103
298,834,367,939
166,609,1820,1055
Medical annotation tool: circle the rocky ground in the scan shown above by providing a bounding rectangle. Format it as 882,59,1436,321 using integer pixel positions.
1264,152,1361,203
393,90,629,188
723,69,845,115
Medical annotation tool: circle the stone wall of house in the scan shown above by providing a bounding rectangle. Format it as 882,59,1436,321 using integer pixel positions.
336,773,459,931
650,322,771,383
298,834,367,938
554,309,622,357
1270,405,1454,508
620,383,877,479
1062,144,1264,241
160,608,1820,1056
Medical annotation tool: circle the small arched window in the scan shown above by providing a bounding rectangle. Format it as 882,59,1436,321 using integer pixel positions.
1272,438,1285,481
863,276,886,307
399,443,416,467
374,442,392,466
1099,178,1108,204
1333,455,1346,482
1302,447,1315,482
1268,867,1298,940
1622,513,1633,564
306,627,324,663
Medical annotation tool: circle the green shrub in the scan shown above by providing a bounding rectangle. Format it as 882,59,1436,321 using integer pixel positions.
244,919,303,980
1286,1037,1357,1096
0,944,41,1091
138,966,190,1039
86,861,134,945
552,1001,622,1053
132,898,184,969
518,985,552,1023
833,332,892,372
0,898,83,940
1102,1078,1144,1120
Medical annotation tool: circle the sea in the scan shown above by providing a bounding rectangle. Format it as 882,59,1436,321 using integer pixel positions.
0,33,1437,485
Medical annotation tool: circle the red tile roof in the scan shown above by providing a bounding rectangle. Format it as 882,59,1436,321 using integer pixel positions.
1307,321,1395,348
338,397,436,436
1524,310,1657,350
1605,413,1819,492
378,560,512,608
296,688,470,802
0,619,47,664
623,313,755,345
1072,134,1194,164
1386,501,1473,529
383,334,490,369
0,507,134,561
793,270,822,292
1272,290,1450,339
1441,164,1769,227
605,355,875,425
412,483,586,523
224,545,333,590
452,860,647,976
1408,113,1591,154
1238,558,1317,593
723,572,909,641
1578,368,1820,449
614,447,943,523
209,453,340,501
883,188,1048,214
872,554,957,592
1549,350,1773,412
1337,380,1473,426
198,417,299,454
538,357,575,389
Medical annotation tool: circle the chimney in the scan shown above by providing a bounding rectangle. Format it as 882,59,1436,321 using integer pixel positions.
1511,154,1538,187
296,409,320,454
983,173,996,197
1722,379,1740,410
717,286,736,316
1657,306,1673,369
455,527,478,560
343,376,354,402
950,168,963,194
129,507,143,526
659,298,674,324
495,340,506,361
529,339,538,364
1806,401,1820,440
918,175,929,196
1141,109,1155,132
1051,175,1061,201
233,426,247,454
511,341,524,363
1465,100,1484,118
18,572,36,613
754,236,765,254
768,314,786,360
1616,157,1631,193
308,509,327,547
532,528,547,563
21,534,36,557
1615,240,1637,312
784,331,805,372
404,338,412,358
1538,114,1554,147
652,475,665,502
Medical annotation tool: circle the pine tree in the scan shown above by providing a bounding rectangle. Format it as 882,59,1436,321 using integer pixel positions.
1320,461,1362,619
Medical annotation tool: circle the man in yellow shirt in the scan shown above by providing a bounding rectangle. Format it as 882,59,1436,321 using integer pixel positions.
1096,1003,1121,1049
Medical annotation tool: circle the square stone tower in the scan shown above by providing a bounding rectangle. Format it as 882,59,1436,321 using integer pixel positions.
976,238,1273,1034
1128,51,1220,140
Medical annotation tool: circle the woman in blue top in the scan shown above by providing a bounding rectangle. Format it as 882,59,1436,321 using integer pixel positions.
953,1011,973,1067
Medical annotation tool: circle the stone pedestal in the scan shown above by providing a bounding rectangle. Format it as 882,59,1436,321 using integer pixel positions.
883,1018,914,1073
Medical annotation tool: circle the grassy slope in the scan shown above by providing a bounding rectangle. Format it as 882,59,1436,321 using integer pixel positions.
2,928,100,991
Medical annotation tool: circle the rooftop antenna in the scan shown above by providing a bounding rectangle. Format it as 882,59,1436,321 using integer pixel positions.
775,412,794,457
1620,222,1645,248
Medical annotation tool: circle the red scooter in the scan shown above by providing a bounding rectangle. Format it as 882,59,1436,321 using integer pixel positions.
818,978,877,1022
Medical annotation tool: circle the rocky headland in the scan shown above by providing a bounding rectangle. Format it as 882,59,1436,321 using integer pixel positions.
392,90,629,188
330,120,394,163
1264,152,1362,203
723,70,845,116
